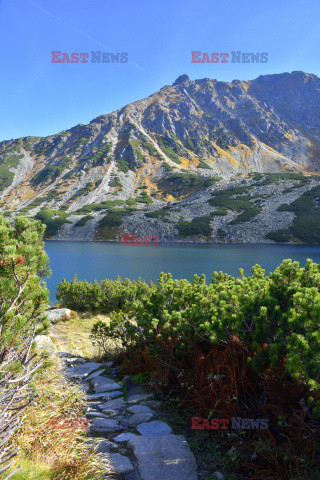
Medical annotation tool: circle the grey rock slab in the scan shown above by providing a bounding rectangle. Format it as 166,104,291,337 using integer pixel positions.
86,411,110,419
85,368,106,381
66,362,101,379
128,434,198,480
136,420,173,436
86,390,123,401
97,398,126,411
94,439,115,453
114,432,138,443
90,418,123,434
102,408,120,417
92,376,121,393
122,412,154,428
101,453,134,475
113,415,126,423
127,405,154,414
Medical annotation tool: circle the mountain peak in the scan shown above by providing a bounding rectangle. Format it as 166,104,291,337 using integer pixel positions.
172,74,190,86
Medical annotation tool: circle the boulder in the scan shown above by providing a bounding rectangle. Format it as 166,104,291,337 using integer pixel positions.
34,335,58,355
45,308,71,324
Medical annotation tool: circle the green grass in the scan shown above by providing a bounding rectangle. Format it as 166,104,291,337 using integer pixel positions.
162,162,174,172
80,142,112,167
197,157,212,169
68,182,94,202
211,207,228,216
11,459,52,480
31,157,72,185
229,206,262,225
35,208,71,237
167,173,220,188
145,209,170,220
126,198,138,206
0,153,24,191
49,312,112,358
209,186,260,225
277,185,320,242
249,172,311,186
177,215,212,236
95,207,135,236
136,192,153,204
0,166,14,191
74,215,94,227
116,158,130,172
75,199,124,214
156,134,182,164
266,229,291,243
109,176,122,188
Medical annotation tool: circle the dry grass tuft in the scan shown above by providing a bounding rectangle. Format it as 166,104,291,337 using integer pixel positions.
11,354,112,480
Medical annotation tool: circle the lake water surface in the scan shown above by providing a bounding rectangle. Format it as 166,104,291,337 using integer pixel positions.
45,241,320,303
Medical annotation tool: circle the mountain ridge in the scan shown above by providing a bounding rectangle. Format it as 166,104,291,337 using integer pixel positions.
1,71,320,243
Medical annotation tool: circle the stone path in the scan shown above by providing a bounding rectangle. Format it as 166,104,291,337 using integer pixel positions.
60,353,198,480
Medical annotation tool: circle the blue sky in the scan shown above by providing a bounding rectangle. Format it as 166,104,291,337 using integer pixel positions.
1,0,320,141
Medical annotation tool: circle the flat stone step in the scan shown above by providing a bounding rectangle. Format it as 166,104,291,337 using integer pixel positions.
90,418,123,434
94,438,115,453
136,420,173,436
86,390,123,401
86,411,110,419
127,405,154,414
128,434,198,480
85,368,106,381
127,392,154,404
121,412,154,428
91,376,121,393
97,397,126,412
65,362,102,379
101,452,134,475
113,432,138,443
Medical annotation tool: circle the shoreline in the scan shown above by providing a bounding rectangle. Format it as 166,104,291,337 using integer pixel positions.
44,238,307,246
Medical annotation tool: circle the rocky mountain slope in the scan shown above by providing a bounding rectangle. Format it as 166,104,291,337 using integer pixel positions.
1,71,320,243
